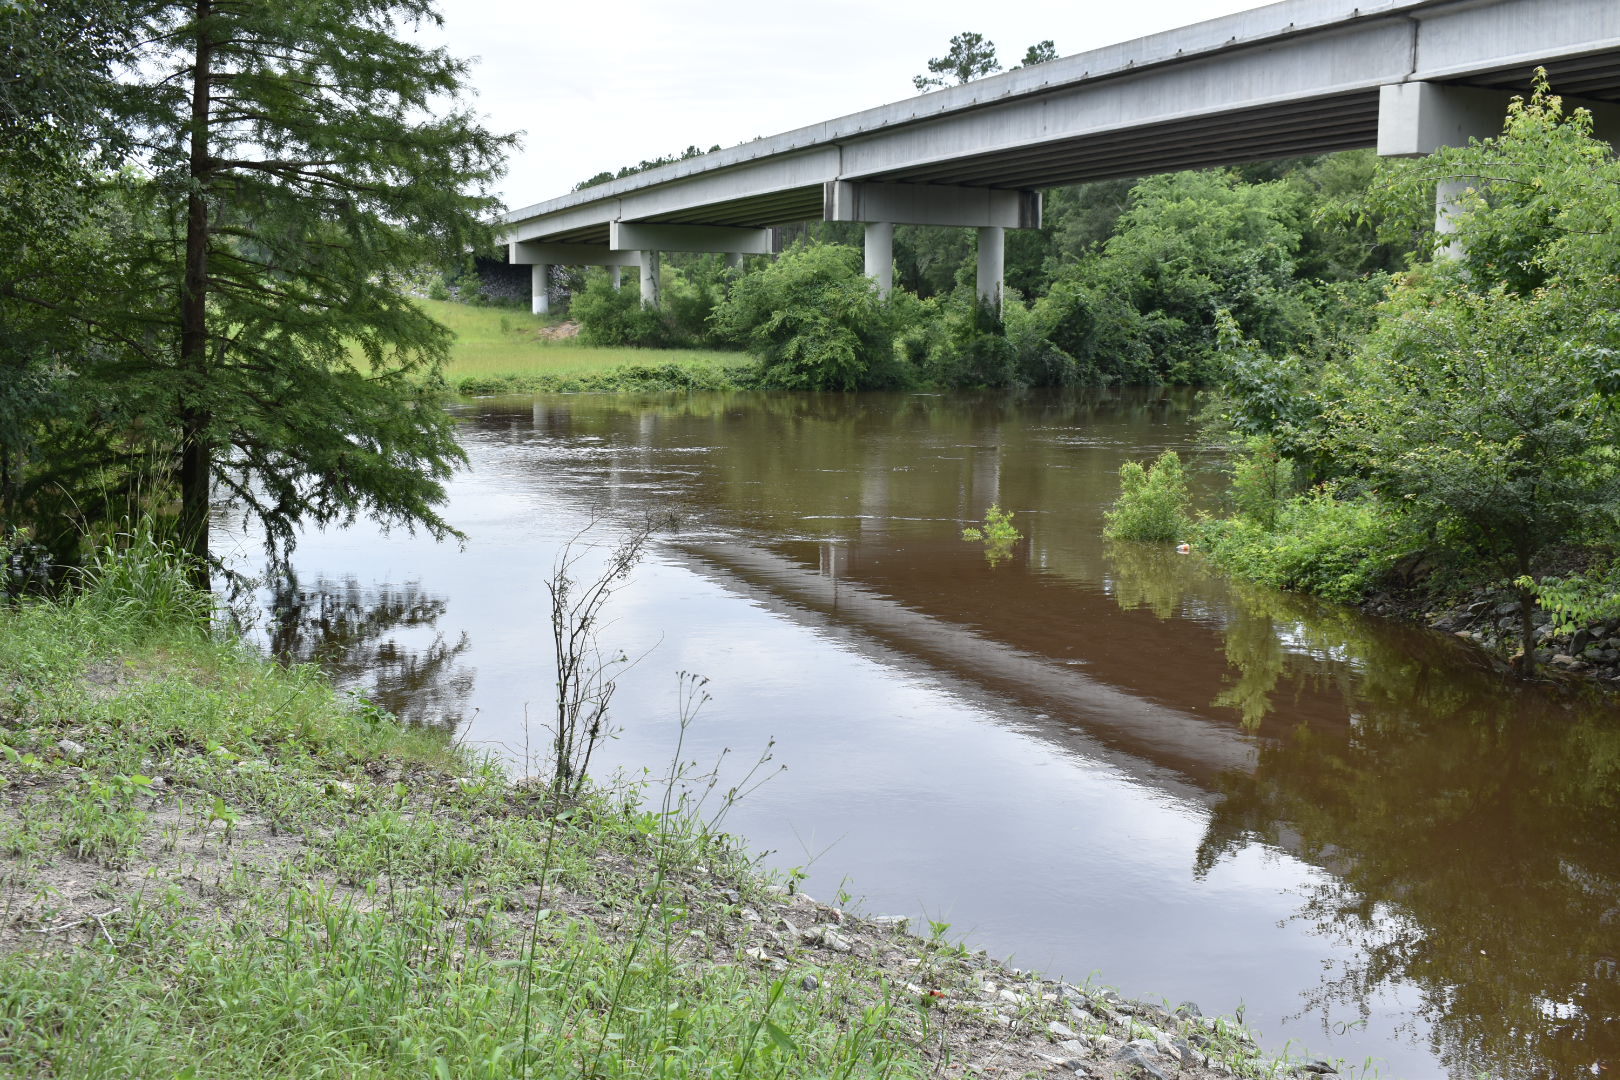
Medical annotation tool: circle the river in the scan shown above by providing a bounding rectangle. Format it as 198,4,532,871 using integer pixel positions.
225,389,1620,1080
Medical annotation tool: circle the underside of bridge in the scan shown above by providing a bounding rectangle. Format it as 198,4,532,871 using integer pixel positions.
504,0,1620,313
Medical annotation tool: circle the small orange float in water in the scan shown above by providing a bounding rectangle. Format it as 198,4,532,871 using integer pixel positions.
1175,543,1192,554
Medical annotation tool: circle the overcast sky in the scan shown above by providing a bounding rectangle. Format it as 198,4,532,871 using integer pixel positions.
423,0,1276,208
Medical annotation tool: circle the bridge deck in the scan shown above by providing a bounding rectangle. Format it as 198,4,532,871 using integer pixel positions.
503,0,1620,246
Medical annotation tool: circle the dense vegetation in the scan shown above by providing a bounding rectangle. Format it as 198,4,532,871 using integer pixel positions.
570,155,1390,391
1109,81,1620,670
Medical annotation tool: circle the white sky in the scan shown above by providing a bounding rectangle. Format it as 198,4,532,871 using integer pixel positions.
425,0,1275,208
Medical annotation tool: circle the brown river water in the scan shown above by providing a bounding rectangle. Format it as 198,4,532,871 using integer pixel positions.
228,389,1620,1080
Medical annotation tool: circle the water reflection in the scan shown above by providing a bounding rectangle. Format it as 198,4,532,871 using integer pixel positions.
264,571,474,728
1104,540,1620,1077
264,389,1620,1078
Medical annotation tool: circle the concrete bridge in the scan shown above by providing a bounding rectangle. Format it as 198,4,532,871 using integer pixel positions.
500,0,1620,313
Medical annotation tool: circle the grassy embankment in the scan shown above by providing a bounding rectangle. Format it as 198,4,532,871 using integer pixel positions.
0,544,916,1077
424,299,752,396
0,541,1303,1079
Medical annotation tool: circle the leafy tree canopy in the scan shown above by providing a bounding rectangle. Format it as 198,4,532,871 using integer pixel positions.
1321,75,1620,666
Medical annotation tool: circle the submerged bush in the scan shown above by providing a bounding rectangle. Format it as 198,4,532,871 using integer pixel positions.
1103,450,1192,544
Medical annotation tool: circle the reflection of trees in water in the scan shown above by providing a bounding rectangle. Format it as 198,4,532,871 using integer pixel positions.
265,572,474,730
1104,539,1620,1078
1199,691,1620,1079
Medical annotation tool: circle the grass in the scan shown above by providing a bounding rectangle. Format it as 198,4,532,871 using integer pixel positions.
0,542,1309,1080
0,571,928,1078
418,299,753,396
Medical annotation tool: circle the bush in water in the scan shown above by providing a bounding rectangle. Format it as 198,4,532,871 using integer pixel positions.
1103,449,1192,545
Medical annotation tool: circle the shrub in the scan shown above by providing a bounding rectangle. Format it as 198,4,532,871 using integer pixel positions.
570,269,677,348
711,244,914,390
1196,485,1409,604
1103,450,1192,543
1228,436,1296,531
1524,562,1620,635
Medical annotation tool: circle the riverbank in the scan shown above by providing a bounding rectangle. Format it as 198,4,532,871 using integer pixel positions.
0,555,1323,1078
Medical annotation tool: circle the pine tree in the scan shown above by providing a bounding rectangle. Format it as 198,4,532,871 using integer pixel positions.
7,1,515,586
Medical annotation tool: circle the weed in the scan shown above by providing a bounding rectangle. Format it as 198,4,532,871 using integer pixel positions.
543,520,654,799
961,504,1022,566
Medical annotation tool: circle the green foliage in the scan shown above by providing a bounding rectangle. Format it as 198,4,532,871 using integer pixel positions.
1325,280,1620,585
961,504,1021,566
1103,450,1192,544
1520,563,1620,636
712,244,914,390
1196,486,1412,604
74,525,213,631
452,361,752,397
573,143,721,191
571,261,727,350
913,31,1001,90
1228,437,1297,531
914,293,1018,388
1068,169,1315,383
1016,277,1155,386
1199,78,1620,647
1,1,514,583
1016,40,1058,68
570,270,672,348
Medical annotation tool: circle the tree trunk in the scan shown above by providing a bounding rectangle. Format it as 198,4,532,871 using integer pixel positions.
1516,551,1537,676
179,0,213,592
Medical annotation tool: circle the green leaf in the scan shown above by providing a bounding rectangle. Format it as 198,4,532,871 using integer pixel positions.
763,1019,798,1054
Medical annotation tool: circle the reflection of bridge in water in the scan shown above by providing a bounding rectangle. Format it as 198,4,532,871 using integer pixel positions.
666,531,1620,1079
672,539,1257,797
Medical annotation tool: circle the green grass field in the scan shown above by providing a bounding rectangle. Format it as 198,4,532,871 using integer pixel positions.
420,299,745,388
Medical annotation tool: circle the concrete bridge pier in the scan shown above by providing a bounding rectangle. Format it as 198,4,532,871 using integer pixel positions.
530,264,551,315
725,252,744,272
863,222,894,298
826,181,1039,310
638,250,661,308
611,266,622,289
976,227,1004,308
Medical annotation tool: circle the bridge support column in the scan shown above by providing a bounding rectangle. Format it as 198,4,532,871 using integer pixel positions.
638,250,661,308
531,264,551,315
1434,179,1473,261
976,227,1004,309
863,222,894,298
725,252,744,272
611,266,622,290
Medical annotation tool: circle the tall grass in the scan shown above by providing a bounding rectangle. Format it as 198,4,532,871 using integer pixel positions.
73,525,213,630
